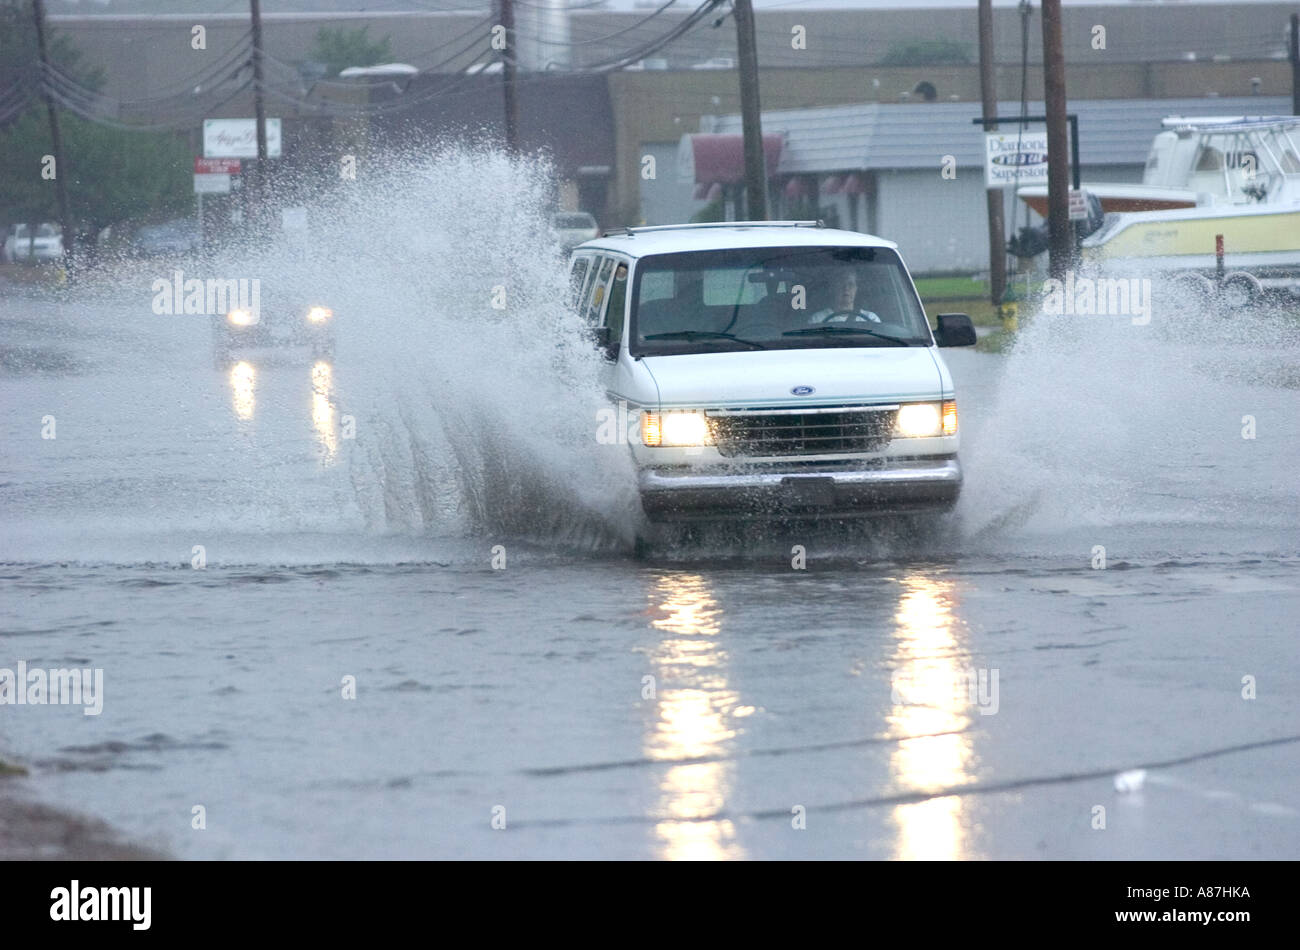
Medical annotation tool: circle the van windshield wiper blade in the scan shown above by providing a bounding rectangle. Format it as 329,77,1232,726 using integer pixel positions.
643,330,767,350
782,325,911,346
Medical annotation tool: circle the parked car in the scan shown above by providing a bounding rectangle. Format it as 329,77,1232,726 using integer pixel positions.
567,220,976,535
3,222,63,262
551,211,599,250
132,219,201,257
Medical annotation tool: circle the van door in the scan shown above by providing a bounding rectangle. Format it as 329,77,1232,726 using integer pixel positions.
581,254,644,426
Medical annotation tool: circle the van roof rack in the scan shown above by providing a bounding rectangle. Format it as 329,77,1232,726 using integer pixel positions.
601,220,825,237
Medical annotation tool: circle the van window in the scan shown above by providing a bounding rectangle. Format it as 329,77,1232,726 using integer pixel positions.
629,245,932,355
584,256,615,324
568,258,590,308
703,268,767,306
604,263,629,346
637,270,675,304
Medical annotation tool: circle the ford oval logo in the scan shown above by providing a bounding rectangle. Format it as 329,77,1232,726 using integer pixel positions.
791,385,815,396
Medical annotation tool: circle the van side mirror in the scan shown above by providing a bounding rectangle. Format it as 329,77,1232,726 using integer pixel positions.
935,312,977,347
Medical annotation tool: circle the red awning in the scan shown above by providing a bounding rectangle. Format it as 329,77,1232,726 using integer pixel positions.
843,173,866,196
784,177,808,199
821,174,845,195
688,133,783,184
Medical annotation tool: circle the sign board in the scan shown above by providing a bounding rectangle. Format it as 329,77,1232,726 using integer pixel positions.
984,130,1049,188
203,118,282,159
1068,188,1089,220
195,157,241,174
194,173,231,194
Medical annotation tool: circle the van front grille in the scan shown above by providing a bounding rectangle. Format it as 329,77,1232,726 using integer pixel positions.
707,408,896,458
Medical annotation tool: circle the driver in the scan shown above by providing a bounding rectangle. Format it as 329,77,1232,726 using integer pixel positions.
809,271,882,324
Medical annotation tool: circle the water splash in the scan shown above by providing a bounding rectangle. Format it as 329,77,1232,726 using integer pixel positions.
957,269,1300,555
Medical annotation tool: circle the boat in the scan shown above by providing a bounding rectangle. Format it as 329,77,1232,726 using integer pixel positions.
1017,117,1300,302
1018,115,1300,215
1080,202,1300,282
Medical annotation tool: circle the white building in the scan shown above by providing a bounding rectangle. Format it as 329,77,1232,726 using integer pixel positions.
666,96,1292,275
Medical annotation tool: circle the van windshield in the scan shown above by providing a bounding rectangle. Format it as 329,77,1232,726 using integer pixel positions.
629,246,932,356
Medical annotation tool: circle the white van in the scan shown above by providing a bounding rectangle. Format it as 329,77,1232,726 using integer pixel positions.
568,221,976,526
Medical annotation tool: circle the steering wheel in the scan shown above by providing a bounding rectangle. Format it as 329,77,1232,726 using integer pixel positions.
819,309,874,323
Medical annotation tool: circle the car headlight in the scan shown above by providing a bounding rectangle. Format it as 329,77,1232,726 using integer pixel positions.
641,410,712,447
896,401,957,438
306,306,332,324
227,308,256,326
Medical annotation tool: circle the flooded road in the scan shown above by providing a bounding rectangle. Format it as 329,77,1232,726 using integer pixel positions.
2,194,1299,858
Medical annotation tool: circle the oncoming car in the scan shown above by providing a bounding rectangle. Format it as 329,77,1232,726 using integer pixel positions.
212,298,336,367
568,221,976,534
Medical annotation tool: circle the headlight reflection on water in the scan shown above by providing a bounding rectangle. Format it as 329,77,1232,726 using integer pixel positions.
311,361,338,462
646,573,744,860
226,359,340,465
229,361,255,420
888,575,976,860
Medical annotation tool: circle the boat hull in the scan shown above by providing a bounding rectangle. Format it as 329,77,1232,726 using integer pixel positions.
1081,204,1300,275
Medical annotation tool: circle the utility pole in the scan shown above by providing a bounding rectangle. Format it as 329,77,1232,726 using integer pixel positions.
977,0,1006,306
1290,13,1299,117
500,0,519,153
32,0,73,273
1040,0,1072,279
733,0,767,220
250,0,268,221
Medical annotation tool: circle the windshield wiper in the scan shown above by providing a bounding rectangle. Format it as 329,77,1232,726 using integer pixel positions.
782,325,911,346
643,330,767,350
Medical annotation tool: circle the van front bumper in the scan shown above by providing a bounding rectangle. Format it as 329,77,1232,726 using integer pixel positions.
638,456,961,522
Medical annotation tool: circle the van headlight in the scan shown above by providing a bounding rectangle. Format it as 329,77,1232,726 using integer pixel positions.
896,401,957,437
306,306,332,324
227,308,256,326
642,410,712,447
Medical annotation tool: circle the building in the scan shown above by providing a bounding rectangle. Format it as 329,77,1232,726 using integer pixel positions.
33,3,1299,244
662,95,1294,274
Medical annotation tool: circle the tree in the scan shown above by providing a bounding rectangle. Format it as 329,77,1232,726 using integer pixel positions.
0,2,193,260
63,119,192,242
308,26,393,77
880,39,972,66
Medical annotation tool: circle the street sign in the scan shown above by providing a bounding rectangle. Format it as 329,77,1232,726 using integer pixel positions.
194,173,232,194
1068,188,1089,220
203,118,282,159
195,157,241,174
984,131,1049,188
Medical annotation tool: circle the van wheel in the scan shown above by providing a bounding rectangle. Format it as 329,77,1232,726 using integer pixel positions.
1220,272,1263,312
